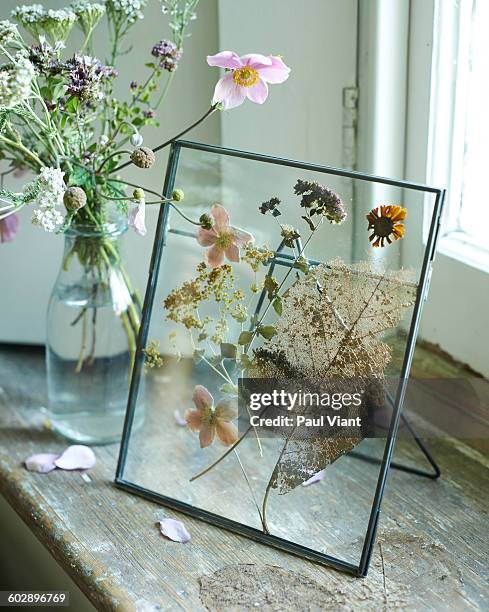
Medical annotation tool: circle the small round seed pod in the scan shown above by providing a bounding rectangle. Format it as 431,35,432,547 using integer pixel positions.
64,187,87,211
133,188,145,201
130,147,155,169
172,189,184,202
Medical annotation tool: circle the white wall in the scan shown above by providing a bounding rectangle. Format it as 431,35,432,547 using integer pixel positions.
217,0,358,165
0,0,220,344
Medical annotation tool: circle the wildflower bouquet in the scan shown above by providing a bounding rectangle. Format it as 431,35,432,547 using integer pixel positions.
0,1,291,441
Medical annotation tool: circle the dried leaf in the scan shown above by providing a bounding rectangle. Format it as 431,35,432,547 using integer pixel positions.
159,518,191,543
238,331,253,345
254,258,417,493
221,342,237,359
258,325,277,340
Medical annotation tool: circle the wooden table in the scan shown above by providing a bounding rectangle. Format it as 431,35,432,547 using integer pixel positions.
0,345,488,611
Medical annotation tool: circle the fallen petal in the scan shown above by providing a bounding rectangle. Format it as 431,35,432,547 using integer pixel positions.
54,445,96,471
302,469,326,487
159,518,191,543
25,453,59,473
174,409,187,426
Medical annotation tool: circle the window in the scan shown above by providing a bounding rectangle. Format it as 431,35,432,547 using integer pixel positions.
431,0,489,264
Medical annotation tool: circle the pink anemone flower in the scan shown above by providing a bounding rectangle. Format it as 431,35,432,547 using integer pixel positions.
0,214,19,243
197,204,253,268
185,385,238,448
207,51,291,110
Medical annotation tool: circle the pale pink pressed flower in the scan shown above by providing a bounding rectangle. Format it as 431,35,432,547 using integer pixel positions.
196,204,253,268
185,385,238,448
128,200,147,236
0,214,19,243
207,51,290,110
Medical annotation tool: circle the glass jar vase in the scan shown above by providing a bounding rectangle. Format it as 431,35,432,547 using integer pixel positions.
46,216,143,444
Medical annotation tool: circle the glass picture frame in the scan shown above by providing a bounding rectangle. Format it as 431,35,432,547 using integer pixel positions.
115,140,445,576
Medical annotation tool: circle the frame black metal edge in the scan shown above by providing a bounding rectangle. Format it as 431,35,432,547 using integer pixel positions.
115,139,446,577
357,187,445,576
115,142,181,479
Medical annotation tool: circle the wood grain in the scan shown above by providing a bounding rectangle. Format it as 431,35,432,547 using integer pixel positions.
0,345,488,611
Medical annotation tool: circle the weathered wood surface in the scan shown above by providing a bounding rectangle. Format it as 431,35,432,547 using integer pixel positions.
0,344,488,611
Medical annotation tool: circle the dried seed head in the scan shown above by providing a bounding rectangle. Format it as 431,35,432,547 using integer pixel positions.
63,186,87,211
131,146,155,169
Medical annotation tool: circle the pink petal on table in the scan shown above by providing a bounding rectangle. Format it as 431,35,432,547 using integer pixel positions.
159,518,191,543
25,453,59,473
302,469,326,487
54,445,96,471
174,409,187,426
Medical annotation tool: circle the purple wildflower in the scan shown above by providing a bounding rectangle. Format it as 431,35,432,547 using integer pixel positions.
151,39,182,72
66,55,117,101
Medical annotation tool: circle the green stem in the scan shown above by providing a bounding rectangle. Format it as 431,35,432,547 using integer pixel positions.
0,135,43,168
111,105,218,174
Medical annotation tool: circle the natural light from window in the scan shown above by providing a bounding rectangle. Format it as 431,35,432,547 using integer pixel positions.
454,0,489,250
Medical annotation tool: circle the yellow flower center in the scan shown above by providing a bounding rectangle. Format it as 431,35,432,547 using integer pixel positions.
201,406,215,426
215,232,234,250
233,66,260,88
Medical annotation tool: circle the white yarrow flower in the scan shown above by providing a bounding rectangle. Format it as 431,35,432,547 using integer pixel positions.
0,53,35,109
106,0,147,24
0,20,19,45
27,168,66,233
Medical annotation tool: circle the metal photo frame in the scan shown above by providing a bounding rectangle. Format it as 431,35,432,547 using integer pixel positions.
115,140,446,577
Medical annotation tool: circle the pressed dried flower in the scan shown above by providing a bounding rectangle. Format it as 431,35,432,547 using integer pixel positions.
366,205,407,247
185,385,238,448
143,340,164,368
131,146,156,169
259,196,281,216
280,224,301,248
196,204,253,268
294,179,347,224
